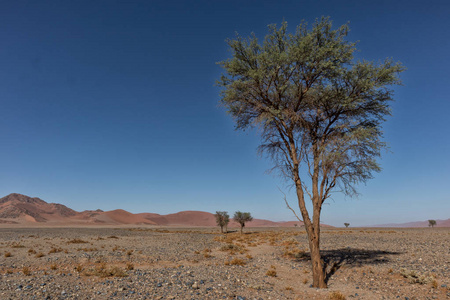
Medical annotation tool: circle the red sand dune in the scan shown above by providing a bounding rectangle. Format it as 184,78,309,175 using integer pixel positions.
0,193,338,227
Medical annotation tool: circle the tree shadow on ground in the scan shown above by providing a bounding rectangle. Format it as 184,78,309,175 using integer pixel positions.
320,248,403,283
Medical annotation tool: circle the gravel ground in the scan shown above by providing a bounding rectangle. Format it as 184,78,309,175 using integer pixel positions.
0,227,448,299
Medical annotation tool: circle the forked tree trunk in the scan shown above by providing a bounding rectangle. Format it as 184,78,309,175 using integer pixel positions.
294,172,327,288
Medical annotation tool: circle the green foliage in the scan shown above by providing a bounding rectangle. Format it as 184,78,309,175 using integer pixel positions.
215,211,230,232
218,17,404,200
233,211,253,228
344,223,350,228
428,220,436,228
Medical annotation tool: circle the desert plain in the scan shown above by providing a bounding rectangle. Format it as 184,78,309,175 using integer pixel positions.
0,226,448,300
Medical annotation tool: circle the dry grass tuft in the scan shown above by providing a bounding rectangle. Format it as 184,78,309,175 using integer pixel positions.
22,266,31,276
49,247,63,254
329,291,346,300
35,252,45,258
266,269,277,277
67,239,88,244
224,258,246,266
11,242,25,248
81,263,128,278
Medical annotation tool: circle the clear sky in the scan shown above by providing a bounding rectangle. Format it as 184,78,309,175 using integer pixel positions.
1,0,449,227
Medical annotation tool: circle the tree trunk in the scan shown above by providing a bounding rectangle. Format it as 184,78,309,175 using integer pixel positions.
220,226,223,233
240,224,243,234
309,233,327,288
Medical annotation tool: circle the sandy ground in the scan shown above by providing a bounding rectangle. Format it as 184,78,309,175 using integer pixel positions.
0,226,449,299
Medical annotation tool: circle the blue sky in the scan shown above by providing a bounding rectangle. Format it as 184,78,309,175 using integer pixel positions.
1,0,449,226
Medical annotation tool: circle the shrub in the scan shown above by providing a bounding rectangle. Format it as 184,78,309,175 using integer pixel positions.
225,258,246,266
329,291,346,300
266,269,277,277
22,266,31,276
4,252,11,257
67,239,88,244
49,247,63,254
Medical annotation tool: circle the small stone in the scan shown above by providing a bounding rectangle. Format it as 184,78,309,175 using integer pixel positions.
192,282,199,289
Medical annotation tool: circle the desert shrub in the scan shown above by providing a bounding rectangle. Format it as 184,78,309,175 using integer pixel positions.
35,252,45,258
266,269,277,277
225,258,246,266
126,263,134,270
431,280,438,289
127,250,133,256
82,263,128,278
11,242,25,248
75,265,83,273
22,266,31,276
400,269,434,284
77,248,98,252
303,278,308,284
220,244,242,254
67,239,88,244
108,235,119,239
4,252,11,257
28,249,36,254
283,247,309,260
329,291,346,300
49,247,63,254
50,264,58,270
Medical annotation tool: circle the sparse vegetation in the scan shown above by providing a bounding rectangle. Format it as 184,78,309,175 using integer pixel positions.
329,291,346,300
428,220,436,228
215,211,230,233
49,247,63,254
4,252,11,257
225,257,246,266
233,211,253,234
344,223,350,228
67,239,88,244
266,269,277,277
22,266,31,276
400,269,434,284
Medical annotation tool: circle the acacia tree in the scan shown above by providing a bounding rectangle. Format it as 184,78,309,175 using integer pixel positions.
344,223,350,228
428,220,436,228
233,211,253,234
218,17,403,288
215,211,230,233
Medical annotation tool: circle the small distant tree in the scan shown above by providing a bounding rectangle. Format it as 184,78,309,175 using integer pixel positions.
233,211,253,234
428,220,436,228
215,211,230,233
344,223,350,228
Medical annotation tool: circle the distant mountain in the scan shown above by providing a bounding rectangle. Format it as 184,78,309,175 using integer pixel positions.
0,193,319,227
370,219,450,228
0,193,77,223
